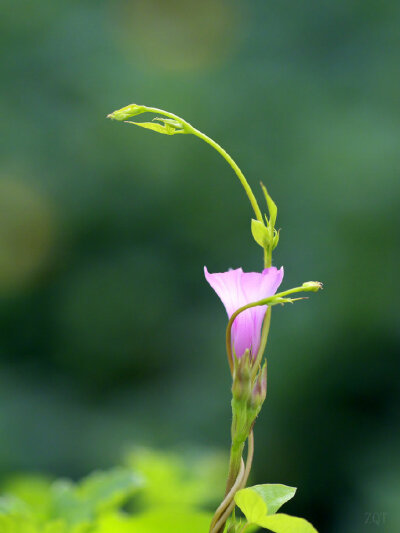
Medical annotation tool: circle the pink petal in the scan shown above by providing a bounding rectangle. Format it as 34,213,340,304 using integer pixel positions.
204,266,284,358
204,267,247,317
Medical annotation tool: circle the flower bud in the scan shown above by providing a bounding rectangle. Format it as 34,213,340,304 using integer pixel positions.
232,350,252,404
248,363,267,414
301,281,323,292
107,104,146,121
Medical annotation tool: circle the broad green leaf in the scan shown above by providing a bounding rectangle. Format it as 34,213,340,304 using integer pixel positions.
0,514,38,533
94,509,212,533
91,513,132,533
126,447,226,508
76,467,143,513
2,475,53,520
226,518,258,533
251,219,269,248
258,513,318,532
126,121,183,135
234,488,267,523
42,521,68,533
250,484,297,515
51,467,142,523
0,494,30,515
125,508,213,533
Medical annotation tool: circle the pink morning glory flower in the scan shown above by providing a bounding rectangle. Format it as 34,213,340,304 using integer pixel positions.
204,266,284,358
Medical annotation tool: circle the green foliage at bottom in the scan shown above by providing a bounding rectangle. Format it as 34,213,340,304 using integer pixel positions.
234,484,318,532
0,452,318,532
0,449,221,533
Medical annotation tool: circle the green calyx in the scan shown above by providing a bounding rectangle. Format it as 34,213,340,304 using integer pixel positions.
231,356,267,448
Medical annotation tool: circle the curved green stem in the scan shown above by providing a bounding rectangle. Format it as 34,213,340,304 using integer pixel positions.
241,430,254,490
123,106,263,223
209,458,245,533
188,126,263,223
225,284,314,369
251,307,271,379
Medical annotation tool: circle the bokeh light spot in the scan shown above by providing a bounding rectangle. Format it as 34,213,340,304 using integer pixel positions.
0,177,54,294
114,0,243,71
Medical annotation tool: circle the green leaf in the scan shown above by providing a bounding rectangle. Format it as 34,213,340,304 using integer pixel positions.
0,515,38,533
251,219,269,248
0,494,31,515
42,521,68,533
76,467,143,513
93,509,213,533
2,475,53,520
234,488,267,523
258,513,318,532
234,484,296,522
51,467,143,523
126,121,184,135
126,447,226,508
250,484,297,515
153,117,184,129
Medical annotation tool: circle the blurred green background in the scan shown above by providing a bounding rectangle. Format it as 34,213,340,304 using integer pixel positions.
1,1,399,531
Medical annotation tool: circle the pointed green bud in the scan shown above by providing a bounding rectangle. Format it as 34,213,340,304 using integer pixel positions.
107,104,146,121
272,228,280,250
261,183,277,229
249,363,267,411
251,219,270,249
301,281,323,292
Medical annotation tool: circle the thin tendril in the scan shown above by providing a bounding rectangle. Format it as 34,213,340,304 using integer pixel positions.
209,458,245,533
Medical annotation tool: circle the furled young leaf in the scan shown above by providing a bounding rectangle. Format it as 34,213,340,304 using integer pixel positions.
249,484,297,515
153,117,184,129
234,488,267,523
251,219,269,248
258,513,318,532
126,121,184,135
